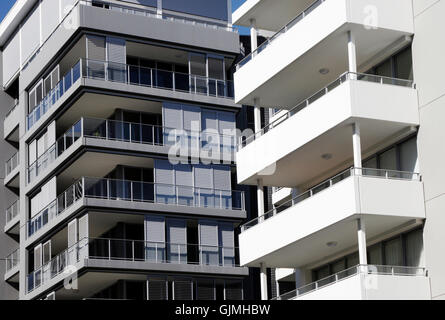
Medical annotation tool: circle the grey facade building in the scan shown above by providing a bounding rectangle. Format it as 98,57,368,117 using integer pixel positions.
0,0,255,300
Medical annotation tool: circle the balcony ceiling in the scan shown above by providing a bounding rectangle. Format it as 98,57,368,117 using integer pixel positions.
239,118,416,188
57,93,162,131
244,215,422,269
235,24,412,108
57,152,155,191
233,0,315,31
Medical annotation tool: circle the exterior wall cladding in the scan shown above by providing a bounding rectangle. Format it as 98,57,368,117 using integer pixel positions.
0,0,260,300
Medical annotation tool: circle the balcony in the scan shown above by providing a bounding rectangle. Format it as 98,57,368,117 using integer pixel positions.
4,151,20,188
238,168,425,268
26,59,235,132
26,117,236,186
275,265,430,300
26,237,246,295
233,0,414,107
4,248,19,283
236,72,419,187
26,178,245,240
4,200,20,234
4,99,20,142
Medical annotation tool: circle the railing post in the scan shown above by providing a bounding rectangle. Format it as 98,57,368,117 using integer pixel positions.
132,241,135,262
108,239,111,260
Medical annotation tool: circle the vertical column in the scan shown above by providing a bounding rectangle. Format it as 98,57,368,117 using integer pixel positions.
157,0,162,17
348,31,357,79
357,218,368,266
257,178,264,220
250,19,258,54
254,98,262,135
260,263,268,300
352,122,362,175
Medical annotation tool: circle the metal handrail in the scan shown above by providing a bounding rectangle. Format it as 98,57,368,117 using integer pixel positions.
240,167,421,232
27,117,237,184
82,58,234,99
26,177,245,239
26,236,240,294
238,71,415,150
274,264,428,300
237,0,326,70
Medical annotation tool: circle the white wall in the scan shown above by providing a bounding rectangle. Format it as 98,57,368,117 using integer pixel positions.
412,0,445,300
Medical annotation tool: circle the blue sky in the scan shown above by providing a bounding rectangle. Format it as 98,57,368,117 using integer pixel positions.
0,1,248,30
0,0,16,23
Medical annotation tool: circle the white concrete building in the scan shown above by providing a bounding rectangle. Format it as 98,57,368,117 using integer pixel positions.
232,0,439,300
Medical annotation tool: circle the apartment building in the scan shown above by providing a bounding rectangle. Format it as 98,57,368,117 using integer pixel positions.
232,0,439,300
0,0,259,300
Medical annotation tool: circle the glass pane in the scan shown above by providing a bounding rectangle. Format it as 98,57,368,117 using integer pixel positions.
208,57,224,80
384,237,403,266
368,244,382,265
379,147,397,171
395,47,413,80
375,59,393,78
405,229,423,267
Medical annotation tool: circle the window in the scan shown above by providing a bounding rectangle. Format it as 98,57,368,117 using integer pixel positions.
312,228,423,281
367,46,413,80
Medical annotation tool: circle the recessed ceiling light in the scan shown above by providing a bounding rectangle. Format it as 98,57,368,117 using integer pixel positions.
326,241,338,248
319,68,330,75
321,153,333,160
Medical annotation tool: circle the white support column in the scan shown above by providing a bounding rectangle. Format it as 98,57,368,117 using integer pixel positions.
260,263,268,300
157,0,162,17
352,122,362,175
257,178,265,221
357,218,368,266
250,19,258,53
254,98,262,135
347,31,357,79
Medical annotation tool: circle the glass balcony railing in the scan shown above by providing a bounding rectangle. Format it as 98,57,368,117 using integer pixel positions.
237,0,327,70
5,248,19,273
82,59,234,99
27,117,237,184
274,264,427,300
27,61,81,131
27,177,245,239
240,167,421,232
26,237,240,294
26,58,234,132
238,72,415,150
5,200,19,225
5,152,19,177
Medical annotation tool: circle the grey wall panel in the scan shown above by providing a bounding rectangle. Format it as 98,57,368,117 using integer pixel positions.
145,215,165,242
194,164,213,189
162,0,228,21
167,219,187,263
219,222,235,266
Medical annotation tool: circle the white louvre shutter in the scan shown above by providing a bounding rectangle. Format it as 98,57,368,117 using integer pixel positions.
21,4,40,63
175,164,193,206
154,160,175,204
167,219,187,263
78,214,89,259
2,31,20,86
67,219,78,264
41,0,60,42
34,244,42,270
199,221,218,266
219,223,235,266
107,37,126,82
145,216,165,262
